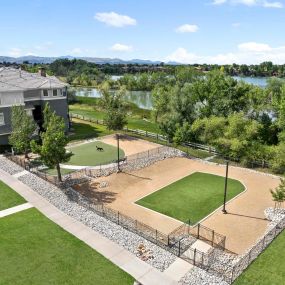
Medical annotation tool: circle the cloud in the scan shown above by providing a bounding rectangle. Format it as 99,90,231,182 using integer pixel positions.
232,22,241,27
212,0,227,5
110,43,133,52
165,42,285,64
8,48,22,57
34,41,53,51
70,48,83,54
175,24,199,33
95,12,137,27
211,0,283,8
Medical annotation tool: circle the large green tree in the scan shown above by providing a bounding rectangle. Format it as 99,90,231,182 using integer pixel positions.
9,105,37,158
31,104,72,182
99,82,127,131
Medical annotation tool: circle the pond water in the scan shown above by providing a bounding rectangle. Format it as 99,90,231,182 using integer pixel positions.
72,76,271,110
71,87,153,110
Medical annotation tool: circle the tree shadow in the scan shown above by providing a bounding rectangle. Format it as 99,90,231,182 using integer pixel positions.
73,181,117,204
68,122,106,141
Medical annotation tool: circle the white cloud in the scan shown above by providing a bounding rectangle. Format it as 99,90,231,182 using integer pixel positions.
175,24,199,33
70,48,83,54
238,42,271,52
34,41,53,51
212,0,228,5
232,22,241,27
165,42,285,64
212,0,283,8
95,12,137,27
8,48,22,57
110,43,133,52
263,0,283,7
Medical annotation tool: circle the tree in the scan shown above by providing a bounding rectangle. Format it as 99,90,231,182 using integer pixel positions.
99,83,127,131
270,179,285,209
9,105,37,158
31,104,72,182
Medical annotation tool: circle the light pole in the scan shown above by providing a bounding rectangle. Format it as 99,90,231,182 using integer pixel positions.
222,161,229,214
116,134,120,172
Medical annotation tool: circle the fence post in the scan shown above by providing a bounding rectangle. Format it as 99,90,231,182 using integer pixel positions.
178,240,181,256
197,223,200,239
167,235,170,246
146,131,148,137
212,230,215,247
193,248,197,265
156,230,158,244
156,133,158,142
117,212,120,225
248,249,251,265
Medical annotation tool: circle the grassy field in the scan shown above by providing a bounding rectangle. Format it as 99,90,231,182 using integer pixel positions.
136,172,245,224
0,208,134,285
69,98,160,133
0,180,26,211
234,230,285,285
69,119,114,142
67,141,125,166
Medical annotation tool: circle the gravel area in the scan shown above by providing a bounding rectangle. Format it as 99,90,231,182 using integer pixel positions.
0,156,24,175
179,266,229,285
16,170,176,271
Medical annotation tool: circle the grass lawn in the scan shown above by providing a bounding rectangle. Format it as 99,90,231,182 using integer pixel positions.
0,208,134,285
69,119,114,142
41,168,75,176
0,180,26,211
69,103,160,133
136,172,245,224
234,230,285,285
68,141,125,166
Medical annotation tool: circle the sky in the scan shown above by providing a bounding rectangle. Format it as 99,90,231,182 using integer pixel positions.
0,0,285,64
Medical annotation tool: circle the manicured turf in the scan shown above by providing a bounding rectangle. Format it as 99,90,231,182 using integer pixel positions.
0,208,134,285
68,141,125,166
234,230,285,285
136,172,245,224
0,180,26,211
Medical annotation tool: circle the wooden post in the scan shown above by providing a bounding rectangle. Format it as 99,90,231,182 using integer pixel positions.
193,248,197,265
212,230,215,247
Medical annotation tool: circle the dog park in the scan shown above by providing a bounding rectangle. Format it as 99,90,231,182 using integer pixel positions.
2,131,285,284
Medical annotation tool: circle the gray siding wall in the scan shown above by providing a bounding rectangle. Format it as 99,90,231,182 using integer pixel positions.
42,98,69,131
0,107,12,135
24,89,41,100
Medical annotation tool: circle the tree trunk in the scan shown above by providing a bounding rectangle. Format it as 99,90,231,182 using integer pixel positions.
56,163,62,182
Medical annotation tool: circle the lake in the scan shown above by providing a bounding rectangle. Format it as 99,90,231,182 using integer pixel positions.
72,76,271,110
71,87,153,110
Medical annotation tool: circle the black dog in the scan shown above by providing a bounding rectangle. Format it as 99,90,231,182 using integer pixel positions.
96,146,104,151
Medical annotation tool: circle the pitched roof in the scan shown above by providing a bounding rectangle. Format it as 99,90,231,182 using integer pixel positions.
0,67,68,92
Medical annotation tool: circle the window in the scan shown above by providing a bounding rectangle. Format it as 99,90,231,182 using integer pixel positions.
63,89,67,97
0,113,5,126
43,90,48,97
53,89,57,96
58,89,63,96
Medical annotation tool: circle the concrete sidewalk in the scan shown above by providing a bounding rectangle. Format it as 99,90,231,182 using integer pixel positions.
0,168,178,285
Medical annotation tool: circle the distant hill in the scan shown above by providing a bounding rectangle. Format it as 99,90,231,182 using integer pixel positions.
0,55,167,65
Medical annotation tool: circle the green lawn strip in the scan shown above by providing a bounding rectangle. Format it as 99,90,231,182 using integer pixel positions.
68,141,125,166
234,230,285,285
0,208,134,285
136,172,245,224
0,180,26,211
41,168,75,176
69,105,160,133
69,120,114,142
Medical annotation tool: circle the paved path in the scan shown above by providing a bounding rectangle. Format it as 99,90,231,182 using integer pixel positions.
0,168,178,285
0,202,33,218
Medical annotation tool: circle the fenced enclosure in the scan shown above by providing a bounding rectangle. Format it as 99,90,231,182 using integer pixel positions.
70,113,271,169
